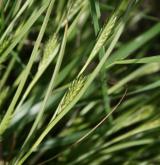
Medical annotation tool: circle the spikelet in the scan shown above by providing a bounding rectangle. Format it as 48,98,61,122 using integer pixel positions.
79,15,117,75
92,15,117,57
68,0,84,15
94,0,131,56
38,34,58,70
58,76,86,113
62,0,87,26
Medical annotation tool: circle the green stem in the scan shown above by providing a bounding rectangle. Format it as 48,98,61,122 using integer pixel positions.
89,0,112,122
0,0,51,136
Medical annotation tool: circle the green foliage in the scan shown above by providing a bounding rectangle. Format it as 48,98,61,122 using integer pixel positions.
0,0,160,164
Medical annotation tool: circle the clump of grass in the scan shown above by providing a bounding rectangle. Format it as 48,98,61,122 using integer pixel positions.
0,0,160,165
